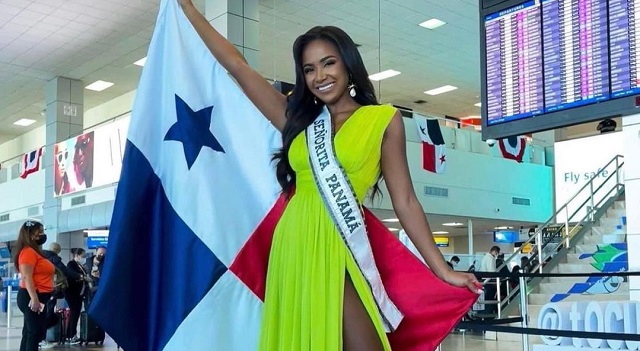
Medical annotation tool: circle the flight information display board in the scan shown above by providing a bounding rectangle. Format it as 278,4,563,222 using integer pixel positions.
610,0,640,98
480,0,640,139
485,1,544,124
542,0,609,113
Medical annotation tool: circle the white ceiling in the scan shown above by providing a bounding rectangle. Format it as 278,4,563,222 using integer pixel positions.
0,0,483,145
0,0,161,143
0,0,547,234
257,0,482,116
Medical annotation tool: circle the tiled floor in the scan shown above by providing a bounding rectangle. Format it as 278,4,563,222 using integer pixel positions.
442,332,524,351
0,328,525,351
0,328,120,350
0,313,528,350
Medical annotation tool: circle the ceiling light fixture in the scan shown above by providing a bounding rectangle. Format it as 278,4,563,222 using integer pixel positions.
433,231,449,235
494,226,514,230
442,222,464,227
369,69,401,81
387,228,400,232
134,57,147,67
13,119,36,127
382,218,400,223
474,102,482,107
424,85,458,96
85,80,115,92
419,18,447,30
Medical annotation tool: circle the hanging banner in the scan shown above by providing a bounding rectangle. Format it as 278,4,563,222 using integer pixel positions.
54,116,129,197
20,147,44,179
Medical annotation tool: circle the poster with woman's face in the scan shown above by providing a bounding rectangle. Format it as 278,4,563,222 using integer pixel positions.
54,131,95,196
53,115,129,197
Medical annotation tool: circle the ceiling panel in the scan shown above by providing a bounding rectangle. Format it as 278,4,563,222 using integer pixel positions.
0,0,486,150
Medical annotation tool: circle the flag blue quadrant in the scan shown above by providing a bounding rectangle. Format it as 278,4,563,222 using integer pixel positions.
86,0,282,349
165,94,225,170
89,141,227,351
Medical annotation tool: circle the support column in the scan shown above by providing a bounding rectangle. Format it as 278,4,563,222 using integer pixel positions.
468,219,474,256
623,114,640,301
205,0,259,69
43,77,84,247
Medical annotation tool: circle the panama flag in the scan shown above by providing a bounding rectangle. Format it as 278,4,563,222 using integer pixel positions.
20,147,43,179
90,1,477,350
413,115,446,173
88,0,282,350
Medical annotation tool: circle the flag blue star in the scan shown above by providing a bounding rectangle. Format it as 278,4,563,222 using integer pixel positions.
165,95,225,169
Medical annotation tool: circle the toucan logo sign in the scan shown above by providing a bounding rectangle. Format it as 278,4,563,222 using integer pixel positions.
551,243,628,302
534,301,640,350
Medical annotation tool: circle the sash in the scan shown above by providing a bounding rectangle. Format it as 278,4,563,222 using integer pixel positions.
305,107,403,332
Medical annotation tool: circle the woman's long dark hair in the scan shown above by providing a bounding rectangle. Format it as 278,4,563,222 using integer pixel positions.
274,26,379,197
14,220,44,271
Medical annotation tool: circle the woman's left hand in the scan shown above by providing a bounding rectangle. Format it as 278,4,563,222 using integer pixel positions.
443,270,482,294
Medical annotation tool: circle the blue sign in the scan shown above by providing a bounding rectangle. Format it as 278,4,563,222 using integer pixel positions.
0,247,9,259
87,236,108,249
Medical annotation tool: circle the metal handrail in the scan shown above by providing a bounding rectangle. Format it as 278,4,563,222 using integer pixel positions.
555,155,624,216
490,154,625,317
498,154,624,269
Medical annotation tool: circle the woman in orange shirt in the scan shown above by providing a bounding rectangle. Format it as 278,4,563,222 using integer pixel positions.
14,220,55,351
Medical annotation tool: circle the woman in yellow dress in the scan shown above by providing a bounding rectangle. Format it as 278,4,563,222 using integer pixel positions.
179,1,481,350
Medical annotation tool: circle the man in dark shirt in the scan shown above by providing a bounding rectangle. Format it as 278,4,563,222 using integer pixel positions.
446,256,460,269
84,246,106,288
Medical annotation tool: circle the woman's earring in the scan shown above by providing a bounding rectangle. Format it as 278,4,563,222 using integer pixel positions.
314,97,318,105
348,83,356,98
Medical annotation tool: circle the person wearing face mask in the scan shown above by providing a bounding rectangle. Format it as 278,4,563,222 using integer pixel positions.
479,246,500,273
83,246,105,290
14,220,55,351
42,242,83,293
65,248,90,344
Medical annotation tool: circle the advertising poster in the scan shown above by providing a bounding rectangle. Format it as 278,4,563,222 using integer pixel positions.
554,132,624,223
54,131,95,196
54,115,130,197
92,117,129,188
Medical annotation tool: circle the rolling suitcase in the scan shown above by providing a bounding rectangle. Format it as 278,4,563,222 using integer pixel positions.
45,304,68,344
80,311,105,346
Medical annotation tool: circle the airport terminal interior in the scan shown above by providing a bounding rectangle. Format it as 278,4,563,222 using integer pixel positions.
0,0,639,350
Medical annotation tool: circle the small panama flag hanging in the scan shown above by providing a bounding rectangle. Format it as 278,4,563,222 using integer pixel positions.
413,115,446,174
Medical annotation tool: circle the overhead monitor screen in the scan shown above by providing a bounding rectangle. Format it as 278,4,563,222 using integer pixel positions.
541,0,610,113
609,0,640,98
480,0,640,140
485,1,544,125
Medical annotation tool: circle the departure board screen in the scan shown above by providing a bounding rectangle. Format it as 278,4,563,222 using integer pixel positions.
485,1,544,125
481,0,640,138
610,0,640,97
541,0,610,112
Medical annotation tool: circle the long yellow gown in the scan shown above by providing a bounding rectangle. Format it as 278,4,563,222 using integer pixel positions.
258,104,396,350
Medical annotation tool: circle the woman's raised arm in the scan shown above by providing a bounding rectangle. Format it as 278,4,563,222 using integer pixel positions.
179,0,287,131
